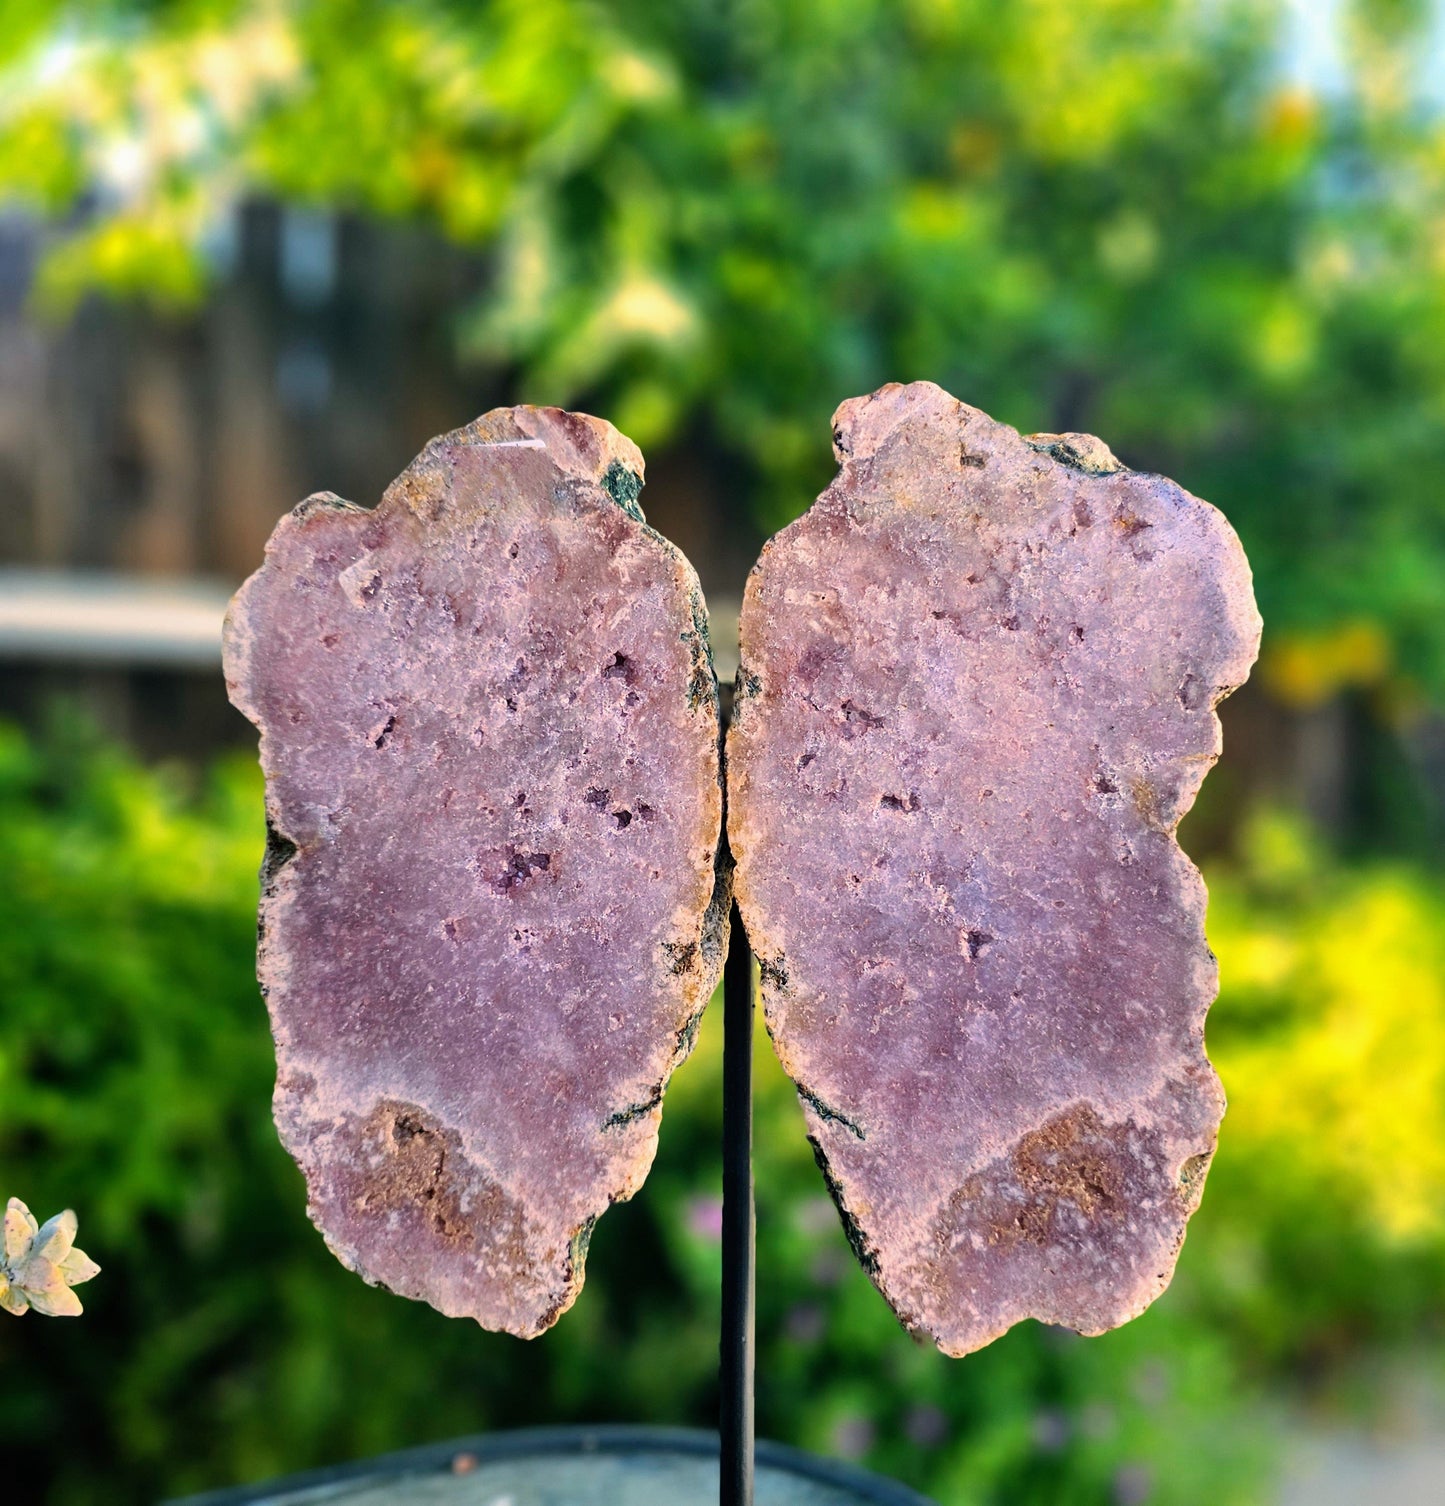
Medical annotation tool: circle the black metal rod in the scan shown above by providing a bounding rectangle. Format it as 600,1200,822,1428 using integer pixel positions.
720,901,756,1506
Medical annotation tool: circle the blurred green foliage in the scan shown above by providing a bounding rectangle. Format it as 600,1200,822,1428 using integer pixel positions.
4,2,1445,1502
1,0,1445,690
2,720,1444,1503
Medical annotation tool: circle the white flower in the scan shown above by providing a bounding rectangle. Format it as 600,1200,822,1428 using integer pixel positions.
0,1198,100,1317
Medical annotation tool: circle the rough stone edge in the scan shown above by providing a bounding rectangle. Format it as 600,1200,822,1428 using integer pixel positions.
729,380,1263,1355
222,408,730,1337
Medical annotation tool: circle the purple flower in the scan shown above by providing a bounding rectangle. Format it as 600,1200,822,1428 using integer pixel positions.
831,1415,876,1460
685,1196,723,1241
904,1404,948,1448
1113,1464,1153,1505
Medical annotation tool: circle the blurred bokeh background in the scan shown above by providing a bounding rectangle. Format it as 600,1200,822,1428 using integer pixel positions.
2,1,1444,1502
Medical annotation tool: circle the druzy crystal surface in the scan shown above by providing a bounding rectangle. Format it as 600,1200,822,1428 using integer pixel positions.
224,407,727,1336
727,383,1261,1355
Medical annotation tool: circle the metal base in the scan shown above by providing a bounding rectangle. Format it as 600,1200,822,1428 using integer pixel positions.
168,1424,935,1505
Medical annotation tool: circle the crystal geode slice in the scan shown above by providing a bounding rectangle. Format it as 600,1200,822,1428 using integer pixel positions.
224,407,728,1337
727,382,1261,1356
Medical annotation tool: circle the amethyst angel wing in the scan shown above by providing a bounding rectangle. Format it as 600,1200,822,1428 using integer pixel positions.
224,407,728,1337
727,383,1260,1356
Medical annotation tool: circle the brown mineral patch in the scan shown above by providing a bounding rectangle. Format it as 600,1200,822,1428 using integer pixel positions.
910,1096,1217,1355
662,940,699,975
305,1098,543,1332
352,1101,483,1246
913,1102,1204,1352
948,1104,1134,1252
1130,774,1166,828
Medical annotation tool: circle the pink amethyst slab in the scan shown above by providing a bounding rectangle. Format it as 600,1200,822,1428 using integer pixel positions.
223,407,728,1337
727,382,1261,1356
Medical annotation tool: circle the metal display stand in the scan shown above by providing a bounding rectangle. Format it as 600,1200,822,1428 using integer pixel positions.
721,899,757,1506
171,1424,932,1505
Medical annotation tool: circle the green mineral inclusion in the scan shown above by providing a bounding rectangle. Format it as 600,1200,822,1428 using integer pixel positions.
601,461,645,521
